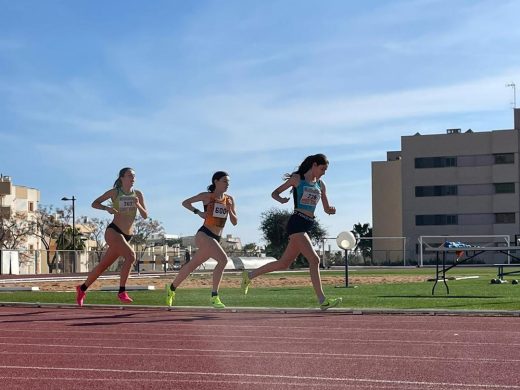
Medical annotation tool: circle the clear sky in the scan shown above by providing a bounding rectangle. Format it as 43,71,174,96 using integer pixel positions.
1,0,519,245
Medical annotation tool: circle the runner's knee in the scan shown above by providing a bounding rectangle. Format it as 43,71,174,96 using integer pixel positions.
279,258,294,269
216,255,228,266
124,250,136,263
307,254,320,267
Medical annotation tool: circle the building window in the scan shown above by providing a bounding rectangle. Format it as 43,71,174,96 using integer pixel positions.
446,215,458,224
494,183,515,194
28,202,34,212
416,214,458,226
494,153,514,164
445,157,457,167
415,156,457,169
495,213,515,224
416,185,458,197
458,213,495,225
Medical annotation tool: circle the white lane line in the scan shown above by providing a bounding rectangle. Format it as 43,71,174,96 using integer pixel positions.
2,312,520,336
0,376,415,389
0,334,518,348
1,343,520,364
0,365,519,389
2,324,520,337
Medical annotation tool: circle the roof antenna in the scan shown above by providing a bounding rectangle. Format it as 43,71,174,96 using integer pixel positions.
506,82,516,109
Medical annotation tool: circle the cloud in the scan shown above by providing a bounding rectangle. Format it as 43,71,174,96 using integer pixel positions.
153,69,518,155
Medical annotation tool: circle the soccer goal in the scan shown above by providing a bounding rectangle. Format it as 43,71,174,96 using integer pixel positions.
319,236,407,267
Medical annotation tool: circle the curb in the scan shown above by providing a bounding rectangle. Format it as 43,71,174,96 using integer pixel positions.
0,287,40,292
0,301,519,317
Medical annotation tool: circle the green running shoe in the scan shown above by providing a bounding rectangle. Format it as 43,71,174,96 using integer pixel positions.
241,270,251,295
165,284,176,307
320,297,343,311
211,295,226,309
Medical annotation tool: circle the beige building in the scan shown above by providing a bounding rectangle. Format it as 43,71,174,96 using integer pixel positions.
0,175,41,273
0,175,40,220
372,109,520,264
181,233,243,253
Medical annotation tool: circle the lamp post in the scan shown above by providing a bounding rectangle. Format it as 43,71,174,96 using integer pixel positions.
335,231,358,288
61,196,76,272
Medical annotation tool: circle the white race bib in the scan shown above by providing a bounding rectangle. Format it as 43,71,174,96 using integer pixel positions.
300,187,320,206
119,196,136,213
213,203,228,218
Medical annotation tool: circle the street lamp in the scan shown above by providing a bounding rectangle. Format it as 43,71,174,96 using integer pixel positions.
61,196,76,252
336,231,357,288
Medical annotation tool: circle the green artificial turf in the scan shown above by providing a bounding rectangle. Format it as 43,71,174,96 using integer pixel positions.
2,267,520,311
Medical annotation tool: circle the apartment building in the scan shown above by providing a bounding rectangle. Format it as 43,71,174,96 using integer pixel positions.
0,175,40,219
0,175,41,273
372,109,520,264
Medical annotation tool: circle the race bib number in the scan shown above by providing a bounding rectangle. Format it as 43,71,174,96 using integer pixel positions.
213,203,228,218
119,196,136,213
300,187,320,206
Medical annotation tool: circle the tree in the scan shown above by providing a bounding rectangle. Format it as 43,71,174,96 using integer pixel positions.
56,226,86,251
131,216,165,264
57,205,89,250
165,237,182,247
33,205,92,273
242,243,258,255
259,208,327,268
0,211,36,272
32,205,69,273
352,222,373,265
0,212,33,250
82,217,110,261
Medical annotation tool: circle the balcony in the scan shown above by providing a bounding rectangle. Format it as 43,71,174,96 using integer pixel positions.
0,181,12,196
0,205,11,218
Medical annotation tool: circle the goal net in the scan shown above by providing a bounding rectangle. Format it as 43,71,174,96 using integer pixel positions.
319,236,407,267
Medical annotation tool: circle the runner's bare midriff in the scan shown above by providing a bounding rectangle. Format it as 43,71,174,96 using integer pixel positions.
112,214,135,235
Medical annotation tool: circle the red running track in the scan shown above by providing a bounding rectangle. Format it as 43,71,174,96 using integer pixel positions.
0,306,519,389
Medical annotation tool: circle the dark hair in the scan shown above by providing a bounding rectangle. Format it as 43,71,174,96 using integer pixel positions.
207,171,229,192
284,154,329,179
113,167,134,189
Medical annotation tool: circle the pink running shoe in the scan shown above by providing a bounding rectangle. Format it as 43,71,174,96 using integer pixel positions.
76,285,86,307
117,291,133,303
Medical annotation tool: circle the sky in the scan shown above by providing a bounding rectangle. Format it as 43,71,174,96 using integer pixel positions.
1,0,520,246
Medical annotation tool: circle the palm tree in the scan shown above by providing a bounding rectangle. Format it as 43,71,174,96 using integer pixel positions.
352,222,373,265
55,225,86,273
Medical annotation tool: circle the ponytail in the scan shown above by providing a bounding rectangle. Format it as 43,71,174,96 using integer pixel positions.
284,154,329,179
207,171,229,192
113,167,133,189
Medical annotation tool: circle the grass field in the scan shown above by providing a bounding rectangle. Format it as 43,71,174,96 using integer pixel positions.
1,267,520,311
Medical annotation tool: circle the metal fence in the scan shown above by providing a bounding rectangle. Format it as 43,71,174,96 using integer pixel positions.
320,237,414,267
1,238,419,276
0,249,186,276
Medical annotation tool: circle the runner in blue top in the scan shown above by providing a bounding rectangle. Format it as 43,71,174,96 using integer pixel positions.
241,154,342,310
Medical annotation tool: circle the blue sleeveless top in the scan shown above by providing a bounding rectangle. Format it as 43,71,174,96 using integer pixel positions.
293,175,322,212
